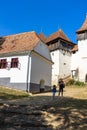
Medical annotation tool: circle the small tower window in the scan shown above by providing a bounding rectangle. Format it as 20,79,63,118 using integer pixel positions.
52,52,54,56
64,63,66,65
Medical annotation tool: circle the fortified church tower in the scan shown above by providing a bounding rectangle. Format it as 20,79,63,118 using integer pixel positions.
39,29,75,85
71,16,87,82
76,16,87,82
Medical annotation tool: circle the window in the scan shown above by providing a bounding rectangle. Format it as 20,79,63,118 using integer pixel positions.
64,63,66,65
0,59,7,69
11,58,18,68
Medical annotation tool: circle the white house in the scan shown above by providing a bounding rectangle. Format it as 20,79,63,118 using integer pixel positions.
71,16,87,82
0,31,53,93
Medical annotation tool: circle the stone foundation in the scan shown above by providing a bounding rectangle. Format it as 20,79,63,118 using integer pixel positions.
0,78,51,93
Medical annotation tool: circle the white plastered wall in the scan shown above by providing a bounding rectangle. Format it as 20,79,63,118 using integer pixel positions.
51,50,59,85
34,41,52,61
30,52,52,86
59,49,71,78
77,39,87,82
0,55,29,83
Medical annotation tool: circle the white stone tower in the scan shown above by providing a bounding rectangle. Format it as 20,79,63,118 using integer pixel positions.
76,16,87,82
45,29,75,85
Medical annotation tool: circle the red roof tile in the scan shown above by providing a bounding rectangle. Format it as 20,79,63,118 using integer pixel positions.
38,33,47,43
72,45,78,52
0,31,40,55
45,29,72,43
76,16,87,33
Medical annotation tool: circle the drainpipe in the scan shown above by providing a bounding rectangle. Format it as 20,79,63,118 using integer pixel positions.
26,51,32,92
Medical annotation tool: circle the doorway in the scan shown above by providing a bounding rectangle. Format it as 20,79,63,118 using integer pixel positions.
85,74,87,82
39,79,45,93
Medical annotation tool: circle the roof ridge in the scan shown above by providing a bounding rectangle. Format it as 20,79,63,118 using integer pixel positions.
0,31,40,55
38,32,47,43
58,29,71,42
4,31,35,37
45,29,72,43
76,16,87,33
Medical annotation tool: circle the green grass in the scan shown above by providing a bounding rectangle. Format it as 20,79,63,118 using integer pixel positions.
66,79,85,86
0,86,30,100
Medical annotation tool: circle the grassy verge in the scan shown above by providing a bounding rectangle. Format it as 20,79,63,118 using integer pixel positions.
65,85,87,98
0,86,30,100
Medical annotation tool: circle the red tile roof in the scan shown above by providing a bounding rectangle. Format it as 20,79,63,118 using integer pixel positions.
0,31,40,55
38,33,47,43
72,44,78,52
76,17,87,33
45,29,72,44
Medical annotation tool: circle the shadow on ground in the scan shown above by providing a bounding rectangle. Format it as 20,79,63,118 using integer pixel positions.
0,94,87,130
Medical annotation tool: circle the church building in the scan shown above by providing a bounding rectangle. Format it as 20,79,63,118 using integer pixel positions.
39,16,87,85
38,29,76,85
0,16,86,91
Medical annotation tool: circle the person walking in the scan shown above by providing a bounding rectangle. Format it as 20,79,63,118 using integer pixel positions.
58,78,65,96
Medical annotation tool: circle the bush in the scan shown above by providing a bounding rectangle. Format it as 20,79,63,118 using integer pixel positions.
66,79,75,86
75,81,85,86
66,79,85,86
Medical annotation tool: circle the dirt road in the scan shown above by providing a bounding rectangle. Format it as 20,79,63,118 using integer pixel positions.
0,87,87,130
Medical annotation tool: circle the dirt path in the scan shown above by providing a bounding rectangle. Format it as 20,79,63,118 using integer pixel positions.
0,87,87,130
